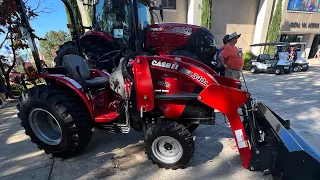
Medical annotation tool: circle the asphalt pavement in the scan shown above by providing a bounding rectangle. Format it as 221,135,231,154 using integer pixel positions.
0,59,319,180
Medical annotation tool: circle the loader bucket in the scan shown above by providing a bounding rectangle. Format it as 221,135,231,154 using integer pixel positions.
251,102,320,180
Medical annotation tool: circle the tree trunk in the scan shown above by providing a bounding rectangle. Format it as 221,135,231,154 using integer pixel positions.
4,74,13,98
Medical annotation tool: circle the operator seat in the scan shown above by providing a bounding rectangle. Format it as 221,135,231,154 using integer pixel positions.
62,55,109,89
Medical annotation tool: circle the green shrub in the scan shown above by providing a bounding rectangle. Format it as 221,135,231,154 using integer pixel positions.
201,0,212,30
243,52,257,70
11,83,25,96
264,0,282,56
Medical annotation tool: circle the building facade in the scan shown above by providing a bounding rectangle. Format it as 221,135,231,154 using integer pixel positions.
159,0,320,58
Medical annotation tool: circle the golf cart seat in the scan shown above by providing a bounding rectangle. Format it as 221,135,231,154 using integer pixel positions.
62,55,109,89
278,52,289,60
257,54,270,62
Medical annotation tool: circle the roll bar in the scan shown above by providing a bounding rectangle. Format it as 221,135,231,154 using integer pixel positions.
15,0,43,73
61,0,82,55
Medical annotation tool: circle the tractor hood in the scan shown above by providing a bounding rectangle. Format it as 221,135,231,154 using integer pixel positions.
148,23,207,35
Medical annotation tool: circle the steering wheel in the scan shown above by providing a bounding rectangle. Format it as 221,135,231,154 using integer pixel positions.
97,50,122,68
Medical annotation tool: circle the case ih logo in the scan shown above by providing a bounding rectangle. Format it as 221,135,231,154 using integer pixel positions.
151,60,179,70
173,27,193,36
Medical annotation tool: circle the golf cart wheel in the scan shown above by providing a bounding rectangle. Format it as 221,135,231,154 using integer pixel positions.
18,85,93,158
284,68,291,74
54,41,79,67
145,121,194,169
275,67,283,75
293,65,302,72
301,65,309,71
250,66,258,74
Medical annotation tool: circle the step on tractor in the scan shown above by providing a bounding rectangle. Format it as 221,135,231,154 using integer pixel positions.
54,0,218,73
15,0,320,179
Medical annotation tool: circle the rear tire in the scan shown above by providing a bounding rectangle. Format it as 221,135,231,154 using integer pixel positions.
301,65,309,71
145,121,194,169
293,65,302,72
18,85,93,158
54,41,79,67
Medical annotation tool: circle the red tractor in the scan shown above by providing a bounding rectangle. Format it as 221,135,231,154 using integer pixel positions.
16,0,320,179
55,0,217,73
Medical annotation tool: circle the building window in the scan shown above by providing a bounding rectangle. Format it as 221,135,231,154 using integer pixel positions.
162,0,176,9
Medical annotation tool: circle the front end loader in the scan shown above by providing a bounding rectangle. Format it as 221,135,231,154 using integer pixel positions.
15,0,320,179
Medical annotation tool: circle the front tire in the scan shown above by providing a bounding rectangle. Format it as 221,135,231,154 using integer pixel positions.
18,85,93,158
250,66,258,74
186,124,199,132
145,121,194,169
275,67,284,75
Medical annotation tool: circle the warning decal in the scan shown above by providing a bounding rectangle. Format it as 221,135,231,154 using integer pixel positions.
235,129,248,149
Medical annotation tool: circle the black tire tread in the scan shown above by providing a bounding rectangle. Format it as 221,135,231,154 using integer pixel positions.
18,85,92,158
54,41,79,67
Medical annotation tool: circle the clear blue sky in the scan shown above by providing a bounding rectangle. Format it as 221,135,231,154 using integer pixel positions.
0,0,69,54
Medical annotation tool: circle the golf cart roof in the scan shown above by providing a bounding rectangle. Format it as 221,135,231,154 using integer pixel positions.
250,42,289,47
288,42,307,46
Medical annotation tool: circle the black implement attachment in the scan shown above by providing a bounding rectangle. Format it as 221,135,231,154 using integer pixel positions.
244,101,320,180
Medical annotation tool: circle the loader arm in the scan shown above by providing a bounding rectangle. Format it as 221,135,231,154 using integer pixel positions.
133,55,252,168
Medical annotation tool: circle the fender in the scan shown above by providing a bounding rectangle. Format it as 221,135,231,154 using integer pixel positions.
36,73,94,118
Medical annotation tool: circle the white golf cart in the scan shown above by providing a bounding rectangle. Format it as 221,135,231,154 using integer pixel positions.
288,42,309,72
250,42,292,75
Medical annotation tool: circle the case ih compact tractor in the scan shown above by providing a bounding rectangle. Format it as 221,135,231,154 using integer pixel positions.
15,0,320,179
54,0,217,72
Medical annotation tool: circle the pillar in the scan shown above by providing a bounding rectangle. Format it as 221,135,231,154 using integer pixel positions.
252,0,275,55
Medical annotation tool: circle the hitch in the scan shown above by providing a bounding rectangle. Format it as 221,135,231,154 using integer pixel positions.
247,102,320,180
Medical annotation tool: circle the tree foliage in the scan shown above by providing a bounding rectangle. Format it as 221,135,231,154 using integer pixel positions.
201,0,212,30
265,0,283,56
39,30,70,61
0,0,52,98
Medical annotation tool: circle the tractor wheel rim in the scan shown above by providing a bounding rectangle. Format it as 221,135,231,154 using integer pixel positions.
151,136,183,164
29,108,62,145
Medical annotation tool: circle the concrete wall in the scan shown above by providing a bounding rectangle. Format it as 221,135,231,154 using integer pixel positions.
252,0,275,55
211,0,258,53
281,0,320,34
187,0,202,26
155,0,188,23
280,0,320,57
